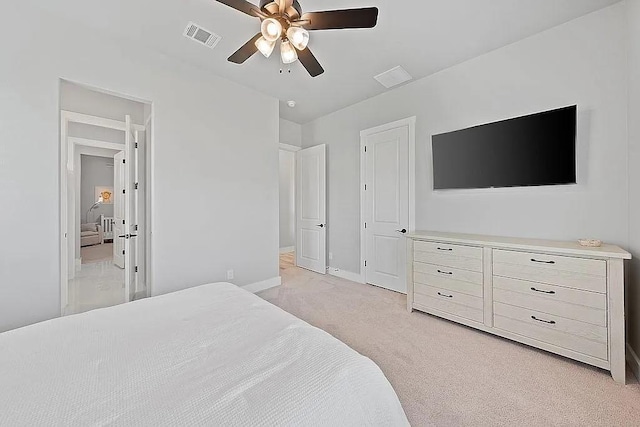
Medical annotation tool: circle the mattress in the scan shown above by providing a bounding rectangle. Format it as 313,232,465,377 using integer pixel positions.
0,283,408,426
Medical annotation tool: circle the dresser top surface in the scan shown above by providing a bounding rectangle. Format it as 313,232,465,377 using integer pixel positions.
408,231,631,260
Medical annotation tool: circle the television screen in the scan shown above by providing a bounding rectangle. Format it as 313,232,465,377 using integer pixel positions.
432,106,577,190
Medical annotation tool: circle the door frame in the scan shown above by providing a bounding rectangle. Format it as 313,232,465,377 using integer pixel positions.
279,143,300,257
359,116,416,284
59,110,149,316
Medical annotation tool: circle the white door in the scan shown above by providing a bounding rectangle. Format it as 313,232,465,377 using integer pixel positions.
123,115,139,302
113,151,125,269
364,125,409,293
296,144,326,274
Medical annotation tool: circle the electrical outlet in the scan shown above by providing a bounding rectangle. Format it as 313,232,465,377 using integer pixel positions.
329,252,333,260
226,269,234,280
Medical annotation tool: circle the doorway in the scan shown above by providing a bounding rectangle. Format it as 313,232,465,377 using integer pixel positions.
59,81,151,315
360,117,416,294
279,144,298,260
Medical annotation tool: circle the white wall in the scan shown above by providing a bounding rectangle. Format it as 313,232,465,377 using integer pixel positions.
279,118,302,147
627,0,640,362
60,80,146,124
279,150,295,249
0,2,279,332
81,155,115,222
302,4,628,277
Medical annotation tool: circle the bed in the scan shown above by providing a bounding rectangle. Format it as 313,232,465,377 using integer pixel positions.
0,283,408,426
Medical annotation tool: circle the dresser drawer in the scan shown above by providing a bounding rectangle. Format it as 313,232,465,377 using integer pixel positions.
493,249,606,293
493,249,606,276
414,251,482,272
493,276,606,326
494,302,608,360
414,291,484,324
415,283,483,309
414,261,482,284
414,240,482,259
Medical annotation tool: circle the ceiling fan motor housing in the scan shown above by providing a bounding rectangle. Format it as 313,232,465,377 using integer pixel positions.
259,0,302,20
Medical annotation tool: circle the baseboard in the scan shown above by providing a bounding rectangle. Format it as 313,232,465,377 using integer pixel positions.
242,276,282,293
627,343,640,381
328,268,365,284
279,246,295,254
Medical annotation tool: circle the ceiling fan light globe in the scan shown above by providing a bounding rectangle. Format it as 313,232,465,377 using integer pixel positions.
280,40,298,64
255,36,276,58
286,27,309,50
261,18,282,42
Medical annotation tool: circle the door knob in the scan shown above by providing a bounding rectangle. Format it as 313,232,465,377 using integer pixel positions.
396,229,407,234
317,224,325,228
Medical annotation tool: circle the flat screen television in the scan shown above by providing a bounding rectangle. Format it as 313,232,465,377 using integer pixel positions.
431,105,577,190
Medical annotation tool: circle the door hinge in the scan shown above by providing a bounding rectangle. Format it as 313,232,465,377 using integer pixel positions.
122,189,126,194
122,250,125,255
135,142,138,149
135,224,138,231
134,182,139,190
122,220,125,225
364,146,367,153
364,260,367,267
364,222,367,229
364,184,367,191
135,266,138,273
122,159,126,164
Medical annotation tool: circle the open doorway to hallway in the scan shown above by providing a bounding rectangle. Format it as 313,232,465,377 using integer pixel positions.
60,80,152,315
279,144,298,262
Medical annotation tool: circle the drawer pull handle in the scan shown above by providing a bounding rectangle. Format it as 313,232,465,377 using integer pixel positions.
531,315,556,325
437,292,453,298
437,247,453,251
530,258,555,264
437,269,453,275
530,287,556,295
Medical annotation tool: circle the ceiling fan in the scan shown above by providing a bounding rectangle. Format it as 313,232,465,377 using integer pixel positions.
215,0,379,77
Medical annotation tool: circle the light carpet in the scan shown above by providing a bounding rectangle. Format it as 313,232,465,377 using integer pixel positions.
259,254,640,426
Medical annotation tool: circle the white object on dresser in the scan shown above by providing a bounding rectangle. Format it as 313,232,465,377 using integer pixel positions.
406,231,632,384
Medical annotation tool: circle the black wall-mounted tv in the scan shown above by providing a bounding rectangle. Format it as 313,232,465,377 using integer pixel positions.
432,106,577,190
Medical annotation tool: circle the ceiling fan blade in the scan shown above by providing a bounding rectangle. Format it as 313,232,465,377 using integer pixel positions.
297,47,324,77
228,33,262,64
299,7,378,31
214,0,261,17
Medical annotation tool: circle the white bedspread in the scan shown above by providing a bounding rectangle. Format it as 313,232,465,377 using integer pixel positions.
0,283,408,426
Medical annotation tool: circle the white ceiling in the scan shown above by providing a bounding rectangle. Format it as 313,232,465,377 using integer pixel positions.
35,0,619,123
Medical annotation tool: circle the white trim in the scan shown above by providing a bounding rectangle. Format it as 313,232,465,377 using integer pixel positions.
68,137,123,152
279,143,301,152
627,343,640,381
61,110,145,132
242,276,282,293
359,116,417,284
279,246,295,254
328,268,365,284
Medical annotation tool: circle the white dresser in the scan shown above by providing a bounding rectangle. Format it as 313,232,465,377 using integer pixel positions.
406,231,632,384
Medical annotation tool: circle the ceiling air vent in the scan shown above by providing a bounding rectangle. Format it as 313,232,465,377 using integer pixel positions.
374,66,413,89
183,22,222,49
